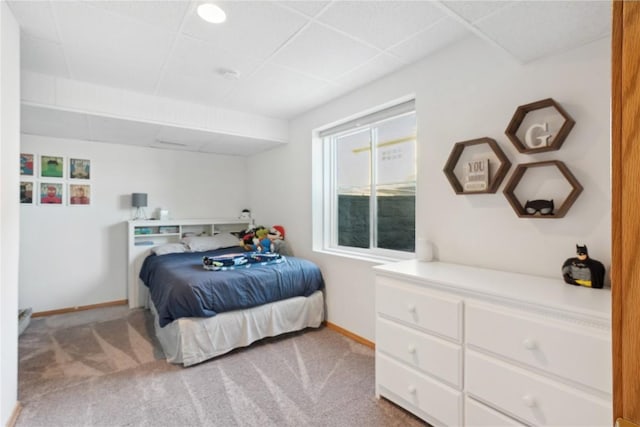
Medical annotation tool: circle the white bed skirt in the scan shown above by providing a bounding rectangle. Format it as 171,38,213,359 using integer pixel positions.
150,290,325,366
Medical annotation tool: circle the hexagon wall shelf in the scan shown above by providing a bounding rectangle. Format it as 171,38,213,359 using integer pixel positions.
503,160,583,218
443,137,511,194
505,98,575,154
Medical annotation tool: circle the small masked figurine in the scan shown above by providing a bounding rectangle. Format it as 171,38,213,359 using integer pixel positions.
561,244,605,289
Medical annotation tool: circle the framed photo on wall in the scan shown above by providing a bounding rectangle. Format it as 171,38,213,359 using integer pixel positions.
69,183,91,206
20,181,34,204
39,182,64,205
20,153,34,176
69,158,90,180
40,155,64,178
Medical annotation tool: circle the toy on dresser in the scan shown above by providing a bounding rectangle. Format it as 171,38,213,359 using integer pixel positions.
562,244,605,288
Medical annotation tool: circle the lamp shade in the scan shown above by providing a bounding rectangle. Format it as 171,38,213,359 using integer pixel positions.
131,193,147,208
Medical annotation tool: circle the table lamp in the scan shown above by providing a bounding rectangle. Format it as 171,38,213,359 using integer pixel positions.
131,193,148,220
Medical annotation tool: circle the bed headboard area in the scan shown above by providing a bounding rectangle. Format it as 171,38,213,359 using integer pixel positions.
127,218,249,308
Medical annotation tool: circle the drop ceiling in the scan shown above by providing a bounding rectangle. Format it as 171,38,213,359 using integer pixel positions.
8,0,611,155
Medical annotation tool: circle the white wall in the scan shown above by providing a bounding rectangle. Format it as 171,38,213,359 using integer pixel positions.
1,2,20,424
248,36,611,341
20,135,249,312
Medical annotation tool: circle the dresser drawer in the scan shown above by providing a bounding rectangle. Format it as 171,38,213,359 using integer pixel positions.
377,353,462,427
376,276,462,342
466,302,611,393
465,397,526,427
376,317,462,389
466,350,611,427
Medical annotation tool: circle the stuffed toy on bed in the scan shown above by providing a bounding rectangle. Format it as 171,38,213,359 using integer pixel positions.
268,225,294,256
240,226,271,253
239,226,265,251
239,224,293,255
256,228,273,253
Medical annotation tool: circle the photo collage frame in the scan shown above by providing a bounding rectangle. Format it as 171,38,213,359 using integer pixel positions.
20,153,92,206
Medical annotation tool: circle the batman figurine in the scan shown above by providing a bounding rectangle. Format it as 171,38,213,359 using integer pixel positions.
562,244,605,289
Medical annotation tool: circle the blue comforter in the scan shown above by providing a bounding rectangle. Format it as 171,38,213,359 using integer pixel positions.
139,246,325,327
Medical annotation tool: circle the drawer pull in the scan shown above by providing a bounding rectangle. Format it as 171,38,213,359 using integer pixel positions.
408,385,417,394
407,344,416,354
522,338,537,350
407,304,416,313
522,394,537,408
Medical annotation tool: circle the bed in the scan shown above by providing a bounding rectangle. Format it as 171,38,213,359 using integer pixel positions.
138,244,325,366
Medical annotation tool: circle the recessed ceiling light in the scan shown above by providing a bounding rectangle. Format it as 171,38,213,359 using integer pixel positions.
197,3,226,24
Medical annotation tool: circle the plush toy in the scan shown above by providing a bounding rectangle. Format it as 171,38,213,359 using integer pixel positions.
239,225,263,251
240,224,292,254
251,227,271,253
258,228,272,253
269,225,285,240
238,228,254,249
268,225,294,256
562,244,605,289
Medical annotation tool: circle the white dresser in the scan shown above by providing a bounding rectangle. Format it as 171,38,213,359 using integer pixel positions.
373,260,611,427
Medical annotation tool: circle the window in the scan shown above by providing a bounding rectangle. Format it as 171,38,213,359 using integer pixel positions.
319,100,416,259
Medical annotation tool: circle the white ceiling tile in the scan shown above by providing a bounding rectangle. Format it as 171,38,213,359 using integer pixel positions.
475,0,611,63
20,35,70,78
276,1,330,18
155,73,235,108
181,1,309,61
271,23,379,81
82,0,190,33
439,1,513,23
390,17,470,65
64,44,164,94
88,115,160,146
288,82,360,118
21,105,90,141
334,53,404,90
155,35,260,105
169,34,261,78
318,1,444,49
224,63,339,118
6,0,59,42
52,1,174,63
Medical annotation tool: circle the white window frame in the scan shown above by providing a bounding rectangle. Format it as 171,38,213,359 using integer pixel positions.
314,99,416,262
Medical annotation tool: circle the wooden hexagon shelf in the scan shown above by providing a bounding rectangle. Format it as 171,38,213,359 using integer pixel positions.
443,137,511,194
505,98,575,154
503,160,583,218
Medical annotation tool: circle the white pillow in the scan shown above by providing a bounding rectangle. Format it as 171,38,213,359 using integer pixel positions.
182,233,240,252
212,232,242,248
152,243,188,256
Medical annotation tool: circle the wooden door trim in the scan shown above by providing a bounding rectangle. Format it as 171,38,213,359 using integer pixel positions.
611,0,622,420
612,0,640,422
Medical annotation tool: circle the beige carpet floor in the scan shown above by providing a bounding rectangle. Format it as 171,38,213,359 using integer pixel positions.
17,305,427,427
